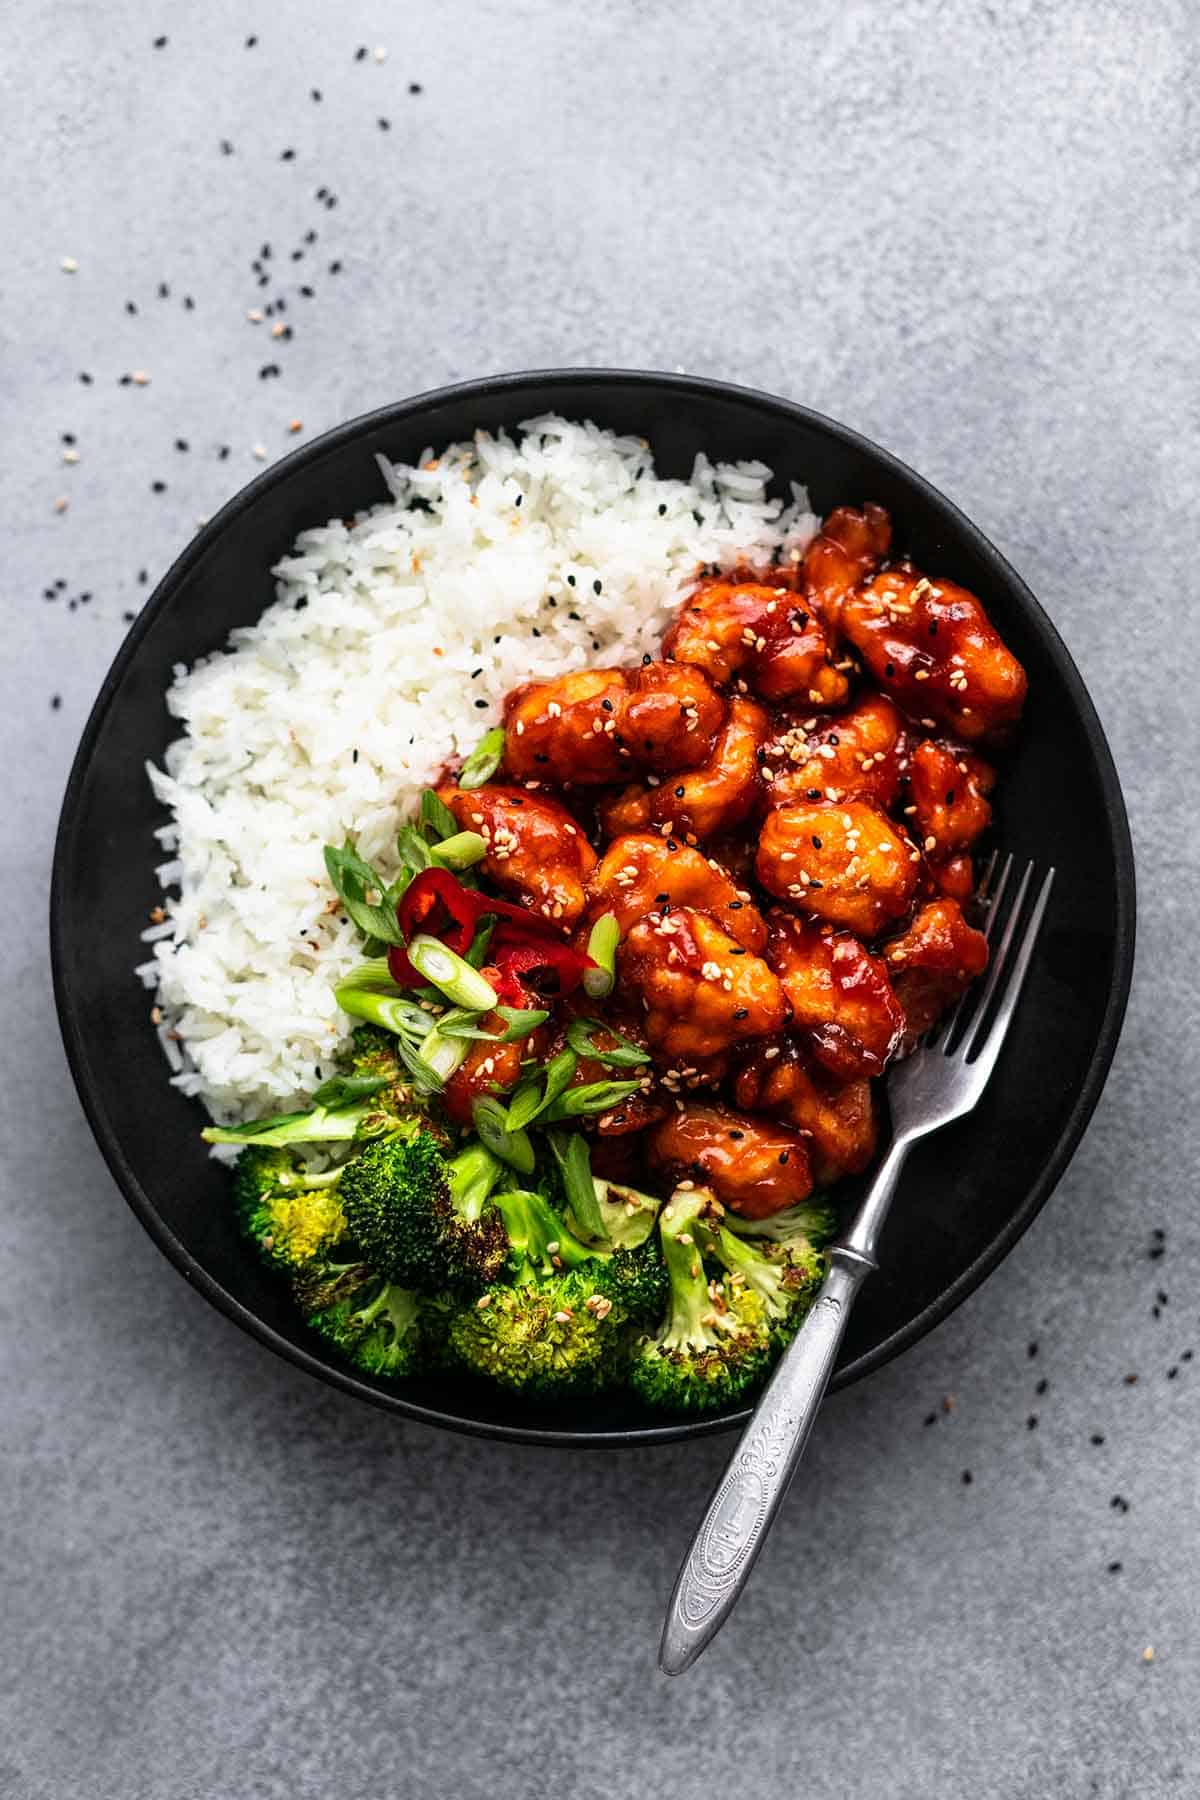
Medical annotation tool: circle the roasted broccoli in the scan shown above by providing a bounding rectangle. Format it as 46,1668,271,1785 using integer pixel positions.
297,1258,431,1378
338,1133,508,1293
448,1185,631,1398
339,1024,403,1083
629,1188,772,1414
233,1145,348,1271
697,1206,826,1344
726,1197,838,1252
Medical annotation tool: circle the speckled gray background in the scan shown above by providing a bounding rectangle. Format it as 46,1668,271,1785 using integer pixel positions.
3,1,1196,1795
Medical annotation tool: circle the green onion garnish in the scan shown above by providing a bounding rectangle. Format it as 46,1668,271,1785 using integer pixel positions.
582,912,619,998
565,1016,651,1068
429,830,487,871
471,1096,535,1175
458,726,506,790
406,936,498,1011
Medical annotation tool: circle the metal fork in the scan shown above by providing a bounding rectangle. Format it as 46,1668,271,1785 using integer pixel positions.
659,854,1056,1676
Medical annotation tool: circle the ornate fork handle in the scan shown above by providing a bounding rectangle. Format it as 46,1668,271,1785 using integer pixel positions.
659,1250,872,1673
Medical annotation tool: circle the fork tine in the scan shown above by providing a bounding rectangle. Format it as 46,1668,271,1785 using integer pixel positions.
930,853,1015,1050
964,866,1055,1077
954,860,1035,1058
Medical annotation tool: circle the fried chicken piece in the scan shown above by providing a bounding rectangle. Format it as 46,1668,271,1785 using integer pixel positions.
502,661,725,786
648,1102,813,1218
617,907,787,1062
583,833,766,951
841,566,1027,742
882,898,989,1041
765,692,907,810
765,908,904,1079
801,503,893,636
756,800,919,937
662,576,849,707
438,783,596,929
925,853,976,901
734,1041,877,1184
906,739,994,857
597,697,770,844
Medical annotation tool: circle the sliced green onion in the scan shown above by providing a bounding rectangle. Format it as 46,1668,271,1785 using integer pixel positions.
323,843,405,945
438,1004,550,1043
464,916,497,968
540,1078,642,1123
548,1130,607,1243
565,1016,651,1068
506,1048,579,1130
406,935,498,1011
472,1097,535,1176
395,824,434,874
582,912,620,999
311,1073,390,1108
335,961,439,1038
413,1025,470,1085
419,788,459,842
459,726,505,790
429,830,487,871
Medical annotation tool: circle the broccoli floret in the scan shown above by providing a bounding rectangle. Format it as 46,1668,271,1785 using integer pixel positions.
233,1145,348,1271
697,1208,826,1346
726,1197,838,1251
298,1261,424,1378
629,1189,772,1414
448,1185,631,1398
340,1024,402,1082
338,1133,508,1294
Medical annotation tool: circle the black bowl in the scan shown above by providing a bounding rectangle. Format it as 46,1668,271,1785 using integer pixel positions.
51,370,1135,1445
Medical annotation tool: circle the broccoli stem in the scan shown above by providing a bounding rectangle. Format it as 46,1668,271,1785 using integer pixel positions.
446,1141,504,1223
203,1100,385,1148
492,1185,594,1279
658,1190,714,1352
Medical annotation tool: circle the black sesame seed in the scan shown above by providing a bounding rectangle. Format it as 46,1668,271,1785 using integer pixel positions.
1026,1414,1038,1430
811,834,822,849
885,662,895,677
311,88,322,101
593,578,602,594
1035,1377,1048,1395
174,438,189,452
79,372,93,384
151,480,166,493
245,33,257,46
1027,1341,1038,1358
601,699,614,713
158,281,169,298
50,693,62,709
728,1129,745,1141
1168,1366,1179,1380
220,139,234,155
218,446,230,460
1107,1561,1123,1574
125,300,137,315
961,1470,973,1486
183,295,195,310
778,1150,789,1165
409,81,423,93
474,699,487,709
378,117,391,130
923,1412,937,1427
732,1009,748,1021
153,34,167,48
355,45,367,59
328,259,342,274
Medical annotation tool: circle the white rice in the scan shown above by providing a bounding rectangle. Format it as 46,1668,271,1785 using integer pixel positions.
139,414,818,1124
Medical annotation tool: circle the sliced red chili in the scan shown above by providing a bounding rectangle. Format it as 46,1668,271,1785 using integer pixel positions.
388,867,564,987
490,928,594,999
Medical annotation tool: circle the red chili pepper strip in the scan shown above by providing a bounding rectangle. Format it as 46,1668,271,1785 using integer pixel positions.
490,928,594,999
387,867,578,989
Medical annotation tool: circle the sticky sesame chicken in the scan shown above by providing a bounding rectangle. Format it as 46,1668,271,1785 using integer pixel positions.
906,739,994,856
841,567,1027,743
765,908,905,1079
597,697,770,844
617,907,788,1061
437,498,1022,1235
756,799,919,936
765,691,907,810
883,898,989,1042
648,1103,814,1218
438,783,597,929
661,577,849,707
801,502,892,635
583,833,766,951
502,660,726,786
733,1042,878,1184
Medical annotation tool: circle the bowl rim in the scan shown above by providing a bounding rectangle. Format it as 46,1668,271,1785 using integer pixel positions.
50,366,1137,1448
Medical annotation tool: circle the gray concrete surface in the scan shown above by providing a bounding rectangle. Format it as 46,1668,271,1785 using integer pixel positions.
2,2,1195,1795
